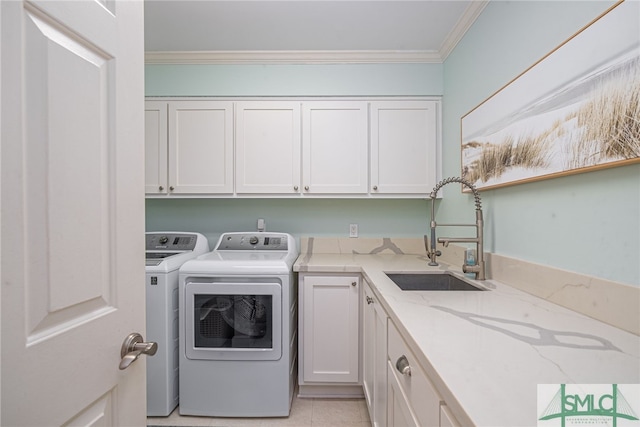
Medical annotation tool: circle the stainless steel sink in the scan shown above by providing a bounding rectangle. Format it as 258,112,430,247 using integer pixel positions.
386,272,484,291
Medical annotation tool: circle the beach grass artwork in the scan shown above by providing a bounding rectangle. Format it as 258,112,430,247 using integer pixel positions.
461,0,640,191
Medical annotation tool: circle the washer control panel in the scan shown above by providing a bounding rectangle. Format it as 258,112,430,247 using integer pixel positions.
215,233,289,251
146,233,199,251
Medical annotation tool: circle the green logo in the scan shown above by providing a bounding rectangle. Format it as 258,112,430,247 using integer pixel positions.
539,384,639,427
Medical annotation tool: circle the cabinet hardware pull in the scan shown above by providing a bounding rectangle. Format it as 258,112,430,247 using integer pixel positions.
351,281,357,287
169,186,175,191
159,186,164,191
396,355,411,376
373,185,378,191
304,186,309,191
366,296,374,304
294,186,299,191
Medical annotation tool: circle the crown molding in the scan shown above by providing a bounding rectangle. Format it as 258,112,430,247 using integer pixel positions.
144,1,488,65
144,50,443,65
439,0,490,61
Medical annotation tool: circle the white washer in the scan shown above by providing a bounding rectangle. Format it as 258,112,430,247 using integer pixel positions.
145,232,209,416
178,232,298,417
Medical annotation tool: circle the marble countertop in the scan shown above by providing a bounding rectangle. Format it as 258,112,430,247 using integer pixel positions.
294,253,640,427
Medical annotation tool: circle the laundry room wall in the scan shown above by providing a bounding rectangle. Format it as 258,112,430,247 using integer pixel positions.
145,1,639,286
145,63,443,97
441,0,639,286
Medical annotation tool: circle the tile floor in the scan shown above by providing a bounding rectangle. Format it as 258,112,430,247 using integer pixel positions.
147,395,371,427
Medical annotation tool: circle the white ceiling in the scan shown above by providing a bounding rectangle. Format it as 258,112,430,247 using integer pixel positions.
144,1,488,63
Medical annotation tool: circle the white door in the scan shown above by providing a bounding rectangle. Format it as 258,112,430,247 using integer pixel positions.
145,101,169,195
1,1,146,426
236,101,301,194
168,101,234,194
300,275,360,383
370,100,439,194
302,101,368,194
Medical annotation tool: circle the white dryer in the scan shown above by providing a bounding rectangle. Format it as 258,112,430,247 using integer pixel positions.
145,232,209,416
178,232,298,417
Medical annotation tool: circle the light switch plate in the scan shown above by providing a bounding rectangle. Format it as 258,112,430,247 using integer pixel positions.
349,224,358,238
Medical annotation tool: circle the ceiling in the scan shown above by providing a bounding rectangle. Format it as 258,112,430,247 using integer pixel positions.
144,1,488,63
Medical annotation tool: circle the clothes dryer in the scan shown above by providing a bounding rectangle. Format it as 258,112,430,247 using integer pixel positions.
178,232,298,417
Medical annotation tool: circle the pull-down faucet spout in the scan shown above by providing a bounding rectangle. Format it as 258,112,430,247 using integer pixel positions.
427,177,486,280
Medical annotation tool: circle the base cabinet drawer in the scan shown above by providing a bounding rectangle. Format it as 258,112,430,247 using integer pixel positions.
387,362,419,427
387,321,441,427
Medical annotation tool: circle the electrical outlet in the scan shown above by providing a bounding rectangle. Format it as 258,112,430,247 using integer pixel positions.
349,224,358,238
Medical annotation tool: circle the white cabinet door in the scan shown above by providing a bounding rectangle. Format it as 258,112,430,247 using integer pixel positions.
373,292,389,427
302,101,368,194
2,0,146,425
145,101,168,194
370,100,439,194
300,275,360,383
363,280,388,427
168,101,234,194
363,283,376,411
236,101,301,194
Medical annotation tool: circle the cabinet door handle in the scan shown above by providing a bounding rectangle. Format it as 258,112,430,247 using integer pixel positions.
366,296,374,304
351,281,357,287
158,185,164,191
304,186,309,191
294,186,299,191
396,355,412,376
169,186,175,191
373,185,378,191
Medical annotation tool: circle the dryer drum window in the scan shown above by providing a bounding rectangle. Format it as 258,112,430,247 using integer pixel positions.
194,294,274,348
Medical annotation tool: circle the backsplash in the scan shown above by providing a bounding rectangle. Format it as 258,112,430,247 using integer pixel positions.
299,237,639,336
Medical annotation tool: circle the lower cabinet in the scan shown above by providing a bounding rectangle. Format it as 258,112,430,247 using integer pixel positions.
298,274,361,396
363,279,388,427
298,272,462,426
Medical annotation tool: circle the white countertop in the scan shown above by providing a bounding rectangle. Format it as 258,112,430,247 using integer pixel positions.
294,253,640,427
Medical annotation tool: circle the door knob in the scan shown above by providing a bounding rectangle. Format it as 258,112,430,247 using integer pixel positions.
119,332,157,370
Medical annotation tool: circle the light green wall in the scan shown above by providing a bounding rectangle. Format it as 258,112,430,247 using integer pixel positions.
145,63,443,96
145,1,639,286
145,198,431,245
442,0,639,286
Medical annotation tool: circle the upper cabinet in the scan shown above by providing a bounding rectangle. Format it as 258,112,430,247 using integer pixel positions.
235,101,301,195
145,97,440,198
145,100,234,195
302,101,368,195
370,101,439,194
145,101,168,194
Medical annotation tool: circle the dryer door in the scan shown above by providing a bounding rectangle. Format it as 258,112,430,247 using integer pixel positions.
184,281,282,361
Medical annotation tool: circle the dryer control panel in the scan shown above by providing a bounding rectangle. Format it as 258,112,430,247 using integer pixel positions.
216,233,289,251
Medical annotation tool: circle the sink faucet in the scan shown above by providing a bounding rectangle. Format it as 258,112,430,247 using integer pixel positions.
427,177,486,280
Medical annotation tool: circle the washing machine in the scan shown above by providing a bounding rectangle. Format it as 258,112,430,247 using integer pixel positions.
145,232,209,416
178,232,298,417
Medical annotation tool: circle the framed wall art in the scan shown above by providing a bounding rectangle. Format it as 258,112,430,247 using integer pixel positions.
461,0,640,191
